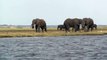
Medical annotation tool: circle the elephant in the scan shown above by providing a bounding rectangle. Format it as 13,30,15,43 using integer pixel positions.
72,18,82,31
93,24,97,30
31,18,47,32
81,18,94,32
57,25,65,30
63,18,82,32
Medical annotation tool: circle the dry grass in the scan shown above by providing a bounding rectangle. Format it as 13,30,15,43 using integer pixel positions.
0,27,107,38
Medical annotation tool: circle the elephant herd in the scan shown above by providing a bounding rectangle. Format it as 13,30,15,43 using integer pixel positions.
31,18,97,32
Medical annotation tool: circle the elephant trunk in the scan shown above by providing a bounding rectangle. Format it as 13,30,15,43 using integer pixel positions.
31,24,34,29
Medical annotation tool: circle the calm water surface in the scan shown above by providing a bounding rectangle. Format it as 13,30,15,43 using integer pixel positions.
0,35,107,60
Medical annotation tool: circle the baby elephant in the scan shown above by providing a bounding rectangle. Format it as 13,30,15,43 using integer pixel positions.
57,25,65,31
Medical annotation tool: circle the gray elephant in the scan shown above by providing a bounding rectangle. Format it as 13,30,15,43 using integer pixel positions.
31,18,47,32
63,18,82,32
93,24,97,30
81,18,94,32
57,25,65,30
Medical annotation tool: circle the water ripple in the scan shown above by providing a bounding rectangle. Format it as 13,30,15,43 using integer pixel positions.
0,35,107,60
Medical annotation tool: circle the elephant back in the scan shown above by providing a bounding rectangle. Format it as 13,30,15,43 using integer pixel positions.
64,18,74,26
72,18,82,25
32,18,39,25
36,19,46,27
83,18,94,25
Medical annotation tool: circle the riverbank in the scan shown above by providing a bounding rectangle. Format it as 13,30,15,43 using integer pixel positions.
0,28,107,38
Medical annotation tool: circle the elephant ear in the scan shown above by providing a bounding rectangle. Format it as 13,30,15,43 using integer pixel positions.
32,19,36,28
32,18,39,27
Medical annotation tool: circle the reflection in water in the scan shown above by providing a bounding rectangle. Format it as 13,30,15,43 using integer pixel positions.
0,35,107,60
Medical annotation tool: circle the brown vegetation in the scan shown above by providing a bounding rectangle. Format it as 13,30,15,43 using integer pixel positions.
0,28,107,38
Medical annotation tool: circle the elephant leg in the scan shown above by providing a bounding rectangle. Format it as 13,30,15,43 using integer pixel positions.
60,27,62,30
35,25,38,32
41,27,46,32
95,27,97,30
45,28,47,32
87,25,90,32
91,27,93,31
40,27,44,32
65,28,67,32
44,26,47,32
67,26,70,32
90,26,93,31
76,25,80,32
74,25,78,32
37,26,40,32
78,25,80,31
66,27,70,32
74,25,76,32
41,27,44,32
64,24,70,32
95,26,97,30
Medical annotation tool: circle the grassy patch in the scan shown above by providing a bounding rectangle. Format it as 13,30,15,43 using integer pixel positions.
0,28,107,38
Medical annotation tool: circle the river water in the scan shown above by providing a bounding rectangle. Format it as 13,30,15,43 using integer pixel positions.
0,35,107,60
